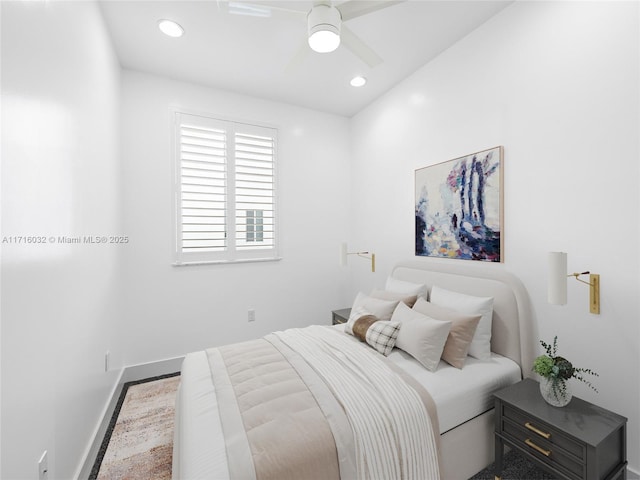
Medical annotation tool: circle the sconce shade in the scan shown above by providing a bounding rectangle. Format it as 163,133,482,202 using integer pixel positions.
339,242,348,267
548,252,568,305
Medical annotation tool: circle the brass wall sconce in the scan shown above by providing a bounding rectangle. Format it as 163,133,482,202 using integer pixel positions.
340,242,375,272
548,252,600,314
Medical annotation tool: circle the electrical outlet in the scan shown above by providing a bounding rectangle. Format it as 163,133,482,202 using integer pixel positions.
38,450,48,480
105,351,110,373
248,309,256,322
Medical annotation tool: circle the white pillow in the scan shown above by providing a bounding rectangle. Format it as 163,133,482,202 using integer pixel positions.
385,276,427,297
412,297,481,369
392,302,452,371
370,289,418,307
345,292,398,334
429,286,494,360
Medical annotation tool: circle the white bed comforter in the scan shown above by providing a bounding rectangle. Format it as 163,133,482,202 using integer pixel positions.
273,326,441,480
174,325,441,480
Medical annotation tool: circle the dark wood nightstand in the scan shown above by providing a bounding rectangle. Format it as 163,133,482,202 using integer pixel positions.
494,378,627,480
331,308,351,325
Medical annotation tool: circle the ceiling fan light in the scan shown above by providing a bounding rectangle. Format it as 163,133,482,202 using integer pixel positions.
158,19,184,38
308,29,340,53
308,4,341,53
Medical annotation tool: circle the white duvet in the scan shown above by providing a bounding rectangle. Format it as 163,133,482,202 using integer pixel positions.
173,326,521,480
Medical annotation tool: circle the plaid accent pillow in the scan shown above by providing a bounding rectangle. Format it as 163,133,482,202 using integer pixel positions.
353,318,401,356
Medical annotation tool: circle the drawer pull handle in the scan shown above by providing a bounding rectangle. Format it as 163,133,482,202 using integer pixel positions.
525,438,551,457
525,422,551,439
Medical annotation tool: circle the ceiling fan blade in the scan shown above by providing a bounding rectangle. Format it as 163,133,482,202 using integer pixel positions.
337,0,405,21
285,40,310,73
341,25,383,68
219,1,307,20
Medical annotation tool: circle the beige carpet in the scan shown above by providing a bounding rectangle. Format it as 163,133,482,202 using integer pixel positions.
96,375,180,480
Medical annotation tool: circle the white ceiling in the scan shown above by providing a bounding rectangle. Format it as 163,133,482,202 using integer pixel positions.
99,0,512,117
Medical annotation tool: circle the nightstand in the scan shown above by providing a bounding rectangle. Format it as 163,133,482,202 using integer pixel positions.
331,308,351,325
494,378,627,480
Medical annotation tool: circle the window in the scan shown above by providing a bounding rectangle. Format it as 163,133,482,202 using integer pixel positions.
245,209,264,243
174,111,278,264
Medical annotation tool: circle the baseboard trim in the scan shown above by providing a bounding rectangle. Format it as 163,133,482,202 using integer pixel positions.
74,368,124,480
122,355,184,383
75,355,185,480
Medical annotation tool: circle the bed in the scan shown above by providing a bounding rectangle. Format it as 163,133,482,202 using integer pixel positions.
172,260,536,480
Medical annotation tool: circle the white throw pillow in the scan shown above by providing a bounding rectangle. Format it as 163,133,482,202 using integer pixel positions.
345,292,399,334
385,276,427,297
412,297,481,369
429,286,494,360
392,302,452,371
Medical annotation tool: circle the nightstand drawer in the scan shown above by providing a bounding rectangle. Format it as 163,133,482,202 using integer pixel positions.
503,405,585,461
503,413,584,479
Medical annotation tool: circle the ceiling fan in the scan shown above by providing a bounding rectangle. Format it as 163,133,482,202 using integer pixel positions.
220,0,405,68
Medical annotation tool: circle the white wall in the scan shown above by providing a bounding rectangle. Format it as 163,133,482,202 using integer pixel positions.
1,2,123,479
120,71,351,366
350,0,640,472
3,1,638,477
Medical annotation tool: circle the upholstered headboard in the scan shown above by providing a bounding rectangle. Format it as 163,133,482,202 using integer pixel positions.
391,260,535,375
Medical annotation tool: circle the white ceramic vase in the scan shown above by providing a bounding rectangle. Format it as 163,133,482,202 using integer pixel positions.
539,376,572,407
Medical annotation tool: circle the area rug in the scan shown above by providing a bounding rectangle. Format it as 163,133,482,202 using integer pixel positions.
90,373,180,480
91,373,554,480
469,448,555,479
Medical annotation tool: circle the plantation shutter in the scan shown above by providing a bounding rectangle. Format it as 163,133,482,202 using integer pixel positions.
178,116,227,255
235,129,275,251
174,112,278,264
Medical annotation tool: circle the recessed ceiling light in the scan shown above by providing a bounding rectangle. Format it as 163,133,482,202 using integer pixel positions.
350,76,367,87
158,19,184,38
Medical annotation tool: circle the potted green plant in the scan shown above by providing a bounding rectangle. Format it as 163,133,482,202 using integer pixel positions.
532,336,598,407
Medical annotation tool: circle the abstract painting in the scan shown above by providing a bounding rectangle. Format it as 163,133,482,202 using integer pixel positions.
415,146,503,262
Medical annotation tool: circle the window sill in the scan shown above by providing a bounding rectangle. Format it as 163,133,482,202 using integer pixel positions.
172,257,283,267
